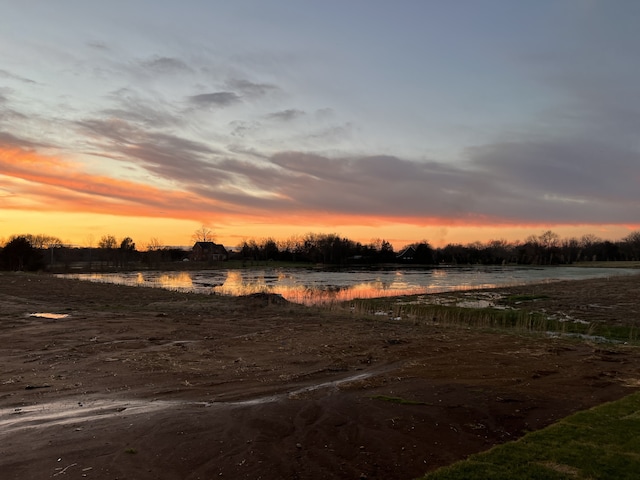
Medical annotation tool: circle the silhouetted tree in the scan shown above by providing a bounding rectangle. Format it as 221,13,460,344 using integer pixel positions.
0,236,44,271
98,235,117,249
119,237,136,266
621,231,640,261
413,241,434,264
98,235,117,267
561,237,580,264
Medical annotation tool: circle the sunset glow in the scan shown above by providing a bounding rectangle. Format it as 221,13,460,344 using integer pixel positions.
2,3,639,249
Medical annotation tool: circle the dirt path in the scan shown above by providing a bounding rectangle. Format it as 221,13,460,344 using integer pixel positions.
1,272,639,479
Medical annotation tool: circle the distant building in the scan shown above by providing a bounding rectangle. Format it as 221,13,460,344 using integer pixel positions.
396,246,416,262
190,242,228,262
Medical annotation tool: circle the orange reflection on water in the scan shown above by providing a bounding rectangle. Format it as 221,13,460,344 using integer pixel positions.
156,272,194,290
83,272,195,291
214,271,269,296
211,270,435,305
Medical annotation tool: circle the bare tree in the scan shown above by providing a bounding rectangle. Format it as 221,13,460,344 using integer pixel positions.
538,230,560,250
623,231,640,260
192,225,214,243
147,237,163,251
98,235,117,249
9,233,62,249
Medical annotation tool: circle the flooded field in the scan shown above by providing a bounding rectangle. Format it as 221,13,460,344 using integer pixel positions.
60,265,638,305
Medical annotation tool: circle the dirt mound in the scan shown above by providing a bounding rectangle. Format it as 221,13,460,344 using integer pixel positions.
240,291,291,306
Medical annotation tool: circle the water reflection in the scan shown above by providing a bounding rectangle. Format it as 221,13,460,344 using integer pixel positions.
211,270,495,305
157,272,194,290
59,266,639,306
77,272,196,292
29,312,69,319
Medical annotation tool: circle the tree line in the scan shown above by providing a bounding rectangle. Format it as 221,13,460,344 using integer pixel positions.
1,230,640,272
236,230,640,265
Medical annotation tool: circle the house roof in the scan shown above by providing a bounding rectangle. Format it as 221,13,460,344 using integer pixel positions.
396,246,416,258
193,241,227,253
193,241,217,248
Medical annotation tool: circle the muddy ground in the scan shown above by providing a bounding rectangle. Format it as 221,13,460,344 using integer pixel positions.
1,271,639,480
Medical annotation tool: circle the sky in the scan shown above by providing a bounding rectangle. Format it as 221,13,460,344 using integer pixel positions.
1,1,639,250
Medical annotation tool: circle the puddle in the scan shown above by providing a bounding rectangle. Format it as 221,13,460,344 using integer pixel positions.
0,399,178,435
29,313,69,320
0,371,380,434
546,331,619,344
224,371,376,406
397,291,510,310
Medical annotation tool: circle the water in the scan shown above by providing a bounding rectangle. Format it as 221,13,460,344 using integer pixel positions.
59,266,638,305
29,312,70,319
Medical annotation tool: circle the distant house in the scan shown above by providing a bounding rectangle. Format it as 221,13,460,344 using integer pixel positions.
191,242,228,262
396,246,416,262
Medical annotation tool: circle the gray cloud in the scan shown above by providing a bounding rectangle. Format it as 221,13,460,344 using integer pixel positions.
102,89,183,129
141,56,193,74
267,109,305,121
226,79,279,98
0,131,51,150
229,120,261,138
188,91,241,107
0,69,37,84
0,93,26,123
464,138,640,224
76,117,228,186
171,143,637,226
86,41,109,51
264,153,480,218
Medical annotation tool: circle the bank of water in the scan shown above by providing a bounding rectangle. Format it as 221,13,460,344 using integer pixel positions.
59,266,638,306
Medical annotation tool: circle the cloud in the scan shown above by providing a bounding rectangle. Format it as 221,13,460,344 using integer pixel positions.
467,140,639,202
0,144,226,219
267,109,305,121
226,79,279,98
188,91,241,107
140,56,193,74
86,41,109,50
76,118,227,186
0,131,50,150
0,69,37,84
229,120,261,138
463,138,640,224
180,145,637,228
101,89,183,128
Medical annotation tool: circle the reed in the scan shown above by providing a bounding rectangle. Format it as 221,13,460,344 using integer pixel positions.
340,298,637,343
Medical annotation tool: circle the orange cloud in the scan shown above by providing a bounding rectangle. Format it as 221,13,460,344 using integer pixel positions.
0,146,226,219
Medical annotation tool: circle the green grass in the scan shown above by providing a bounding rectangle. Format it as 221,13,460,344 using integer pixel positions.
417,392,640,480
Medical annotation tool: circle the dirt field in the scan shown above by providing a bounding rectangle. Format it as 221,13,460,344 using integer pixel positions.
1,271,639,480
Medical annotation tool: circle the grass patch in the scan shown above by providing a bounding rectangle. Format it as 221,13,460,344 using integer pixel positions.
505,294,550,303
351,300,554,332
371,395,430,406
417,392,640,480
346,298,640,344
